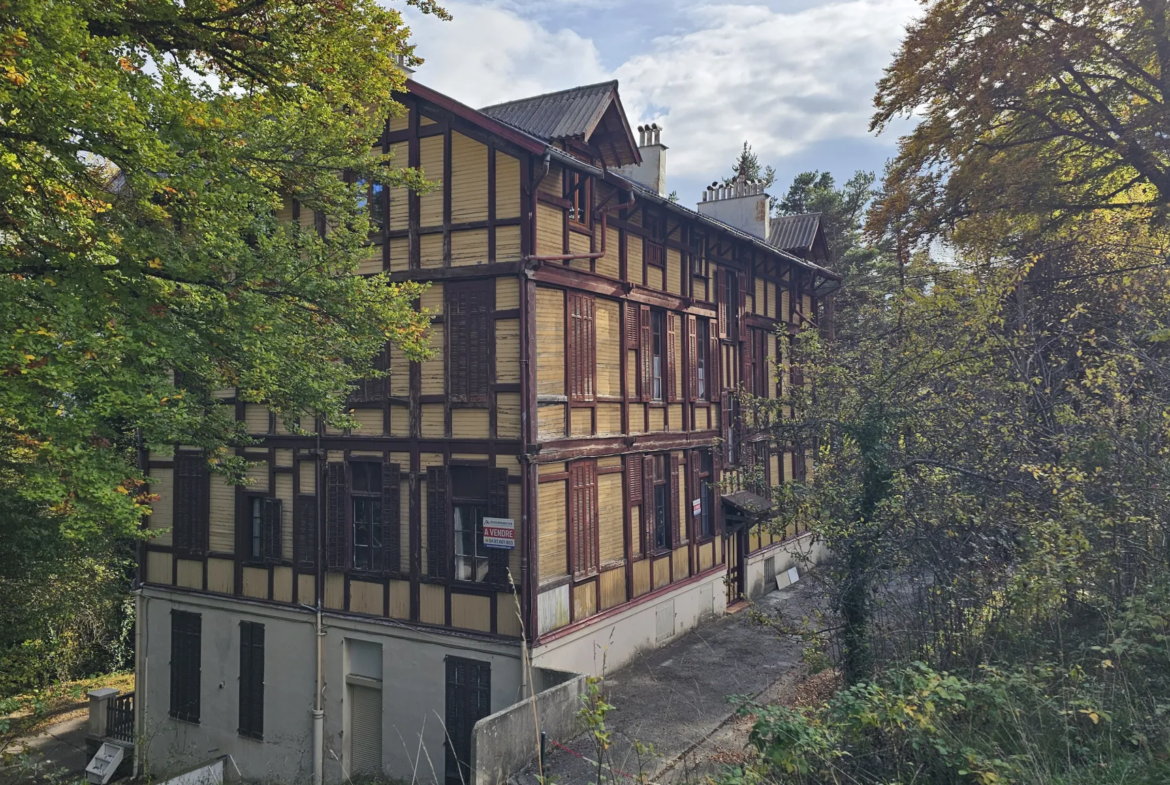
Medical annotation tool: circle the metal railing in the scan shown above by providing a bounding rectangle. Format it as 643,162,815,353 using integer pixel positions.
106,691,135,743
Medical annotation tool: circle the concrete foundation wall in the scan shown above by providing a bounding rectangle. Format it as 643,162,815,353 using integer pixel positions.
470,668,584,785
529,568,727,676
136,588,523,784
743,532,823,600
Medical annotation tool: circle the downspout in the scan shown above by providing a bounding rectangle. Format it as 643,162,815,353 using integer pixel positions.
529,151,552,257
313,426,325,785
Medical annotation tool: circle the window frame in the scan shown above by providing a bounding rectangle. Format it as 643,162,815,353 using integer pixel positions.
349,460,384,573
169,610,201,724
650,310,665,402
696,318,709,401
449,465,493,586
238,620,265,741
446,280,493,407
245,494,266,563
652,455,671,553
569,460,599,580
566,171,590,227
567,292,596,404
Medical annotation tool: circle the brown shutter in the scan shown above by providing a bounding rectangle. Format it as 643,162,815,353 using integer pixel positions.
668,454,680,549
585,462,598,575
486,468,510,584
744,329,756,396
686,315,698,402
627,455,643,505
325,463,347,571
426,466,448,579
449,286,468,403
666,313,677,401
175,452,209,556
568,293,595,403
689,452,701,538
639,305,652,402
642,455,655,552
295,495,317,569
716,270,727,338
469,288,492,404
570,462,583,577
737,271,748,340
569,462,599,579
710,320,721,396
625,302,640,348
721,392,732,464
263,497,282,564
382,461,400,574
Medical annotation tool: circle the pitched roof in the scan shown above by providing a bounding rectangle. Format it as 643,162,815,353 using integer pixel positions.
768,213,823,254
480,81,619,142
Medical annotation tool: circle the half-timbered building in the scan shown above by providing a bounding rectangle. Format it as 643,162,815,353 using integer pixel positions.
134,77,840,784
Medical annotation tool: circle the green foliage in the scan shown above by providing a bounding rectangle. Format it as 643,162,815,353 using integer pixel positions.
578,676,615,785
724,141,776,188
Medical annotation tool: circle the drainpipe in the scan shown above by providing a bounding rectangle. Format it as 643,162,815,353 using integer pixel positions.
313,426,325,785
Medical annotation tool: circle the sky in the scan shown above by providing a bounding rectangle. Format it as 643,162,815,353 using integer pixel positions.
400,0,922,206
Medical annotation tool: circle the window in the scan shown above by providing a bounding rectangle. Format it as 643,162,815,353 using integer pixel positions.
248,497,264,559
699,451,715,539
351,462,383,571
445,658,491,785
242,496,282,564
696,319,709,400
652,455,669,551
174,452,209,556
356,179,386,233
443,466,510,584
454,504,488,582
238,621,264,740
569,461,599,578
349,348,388,404
566,172,589,226
447,282,492,405
645,239,665,268
724,272,739,341
568,293,595,402
651,310,664,401
169,610,201,723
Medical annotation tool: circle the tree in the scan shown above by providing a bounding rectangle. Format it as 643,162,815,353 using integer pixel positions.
723,141,776,187
0,0,446,542
869,0,1170,241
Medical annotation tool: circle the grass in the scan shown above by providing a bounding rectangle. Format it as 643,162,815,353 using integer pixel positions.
1,671,135,746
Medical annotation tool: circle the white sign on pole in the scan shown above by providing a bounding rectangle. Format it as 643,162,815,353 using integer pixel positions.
483,517,515,549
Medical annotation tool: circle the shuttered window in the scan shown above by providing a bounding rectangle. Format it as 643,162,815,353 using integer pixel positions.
238,621,264,740
569,461,599,579
695,318,709,400
348,348,388,404
650,310,664,401
447,281,492,405
666,312,678,401
445,657,491,785
169,610,201,724
351,462,383,572
295,495,317,569
645,239,665,268
447,466,510,585
324,461,400,574
325,463,347,571
244,496,283,563
174,452,209,556
427,466,448,579
568,293,595,402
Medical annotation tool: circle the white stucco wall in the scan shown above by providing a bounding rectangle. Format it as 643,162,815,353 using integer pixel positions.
742,532,823,600
135,589,524,784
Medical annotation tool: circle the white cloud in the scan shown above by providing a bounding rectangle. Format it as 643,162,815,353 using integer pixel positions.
405,2,608,108
403,0,919,191
615,1,919,181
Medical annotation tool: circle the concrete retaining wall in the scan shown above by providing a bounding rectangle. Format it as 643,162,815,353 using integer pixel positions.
470,668,585,785
743,532,823,600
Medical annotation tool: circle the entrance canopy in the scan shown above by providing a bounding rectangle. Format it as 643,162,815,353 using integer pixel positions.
721,490,773,533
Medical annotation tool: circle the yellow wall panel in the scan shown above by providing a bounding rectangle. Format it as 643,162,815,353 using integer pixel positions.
389,404,409,437
596,403,622,436
629,402,646,433
595,298,620,397
273,566,293,603
451,593,492,632
573,582,597,620
496,277,520,310
420,233,443,268
325,573,345,609
389,237,409,272
570,407,592,437
496,225,522,262
497,393,521,439
648,406,665,433
209,476,234,554
597,226,620,279
357,250,382,276
420,583,445,625
632,558,651,597
497,593,523,637
598,473,624,563
149,468,173,547
299,461,316,495
673,546,690,581
495,151,522,219
420,324,444,395
388,111,409,133
536,287,565,395
646,262,664,291
418,136,444,227
627,234,643,283
389,580,410,619
350,580,385,616
699,541,714,571
276,474,294,560
420,281,444,315
599,568,626,610
352,409,383,436
450,131,489,224
387,142,409,232
421,403,445,438
208,558,234,594
536,204,564,256
666,248,683,295
451,228,489,266
177,559,202,590
299,574,315,604
496,318,520,384
147,551,172,585
244,404,269,435
452,408,490,439
653,556,671,589
390,343,411,398
538,403,566,441
538,480,568,582
668,403,683,432
243,567,268,600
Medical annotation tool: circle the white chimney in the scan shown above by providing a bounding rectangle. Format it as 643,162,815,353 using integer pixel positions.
696,177,770,240
392,53,416,77
616,124,667,196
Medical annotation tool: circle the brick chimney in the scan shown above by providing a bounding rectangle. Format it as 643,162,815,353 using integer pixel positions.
616,124,667,196
696,177,770,240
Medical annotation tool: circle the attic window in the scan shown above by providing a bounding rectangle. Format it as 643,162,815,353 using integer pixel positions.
566,172,590,226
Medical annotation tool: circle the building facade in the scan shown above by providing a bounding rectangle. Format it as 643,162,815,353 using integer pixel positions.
134,78,839,784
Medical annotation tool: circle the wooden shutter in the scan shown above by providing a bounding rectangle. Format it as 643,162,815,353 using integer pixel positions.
426,466,448,579
263,497,282,564
721,392,733,464
486,468,510,584
639,305,652,402
737,271,748,340
174,452,209,555
625,302,640,348
710,320,721,395
382,462,401,574
744,329,756,396
666,313,677,401
570,461,598,579
448,283,492,405
445,658,491,785
716,270,727,338
642,455,656,552
350,683,384,775
295,496,317,569
325,463,347,571
238,621,264,739
349,348,388,404
689,452,701,538
627,455,643,505
568,293,595,403
169,610,201,723
669,454,680,548
686,315,698,402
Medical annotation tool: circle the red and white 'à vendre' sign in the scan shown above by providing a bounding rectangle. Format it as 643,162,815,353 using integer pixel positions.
483,518,515,549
